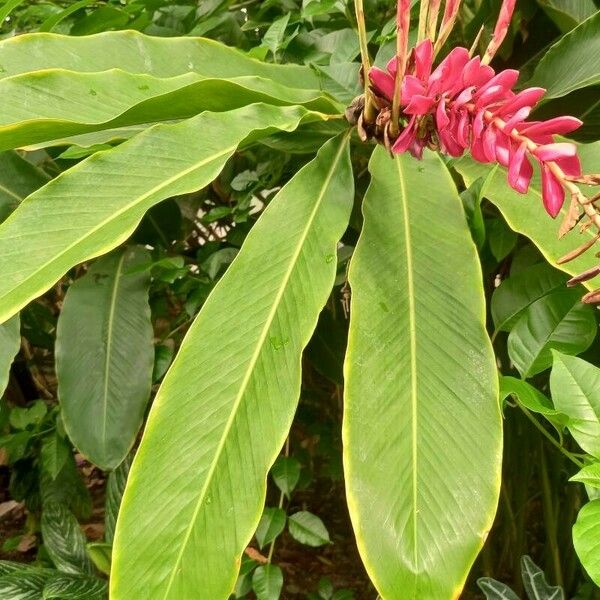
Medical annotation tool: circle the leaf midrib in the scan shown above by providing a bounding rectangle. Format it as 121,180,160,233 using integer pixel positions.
395,157,419,576
160,136,348,599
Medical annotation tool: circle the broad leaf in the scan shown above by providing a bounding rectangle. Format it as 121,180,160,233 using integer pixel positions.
0,316,19,398
42,574,107,600
0,31,323,91
41,503,94,575
40,433,72,481
111,134,354,599
528,11,600,99
0,71,340,151
252,565,283,600
86,543,112,576
550,352,600,458
287,511,330,547
104,455,131,544
570,462,600,488
56,246,153,470
521,555,564,600
271,456,301,498
492,263,568,333
0,570,53,599
343,148,501,599
255,507,286,549
454,143,600,286
507,288,596,378
573,500,600,586
477,577,520,600
0,104,328,325
0,152,50,222
537,0,599,32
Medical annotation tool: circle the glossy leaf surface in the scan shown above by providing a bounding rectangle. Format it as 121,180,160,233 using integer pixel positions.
572,500,600,586
111,134,354,599
0,104,327,325
343,148,501,599
56,247,153,470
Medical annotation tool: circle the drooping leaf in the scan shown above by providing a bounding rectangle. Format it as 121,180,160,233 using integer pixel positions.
570,462,600,488
0,70,340,151
0,315,20,398
454,143,600,286
573,500,600,586
492,263,568,333
111,134,354,599
41,503,94,575
521,555,565,600
56,246,153,470
42,574,107,600
252,565,283,600
255,507,286,549
0,104,329,325
343,147,502,599
528,11,600,99
477,577,520,600
550,352,600,458
271,456,301,498
104,454,131,545
0,31,323,91
499,376,568,431
287,511,330,547
507,288,596,378
0,152,50,222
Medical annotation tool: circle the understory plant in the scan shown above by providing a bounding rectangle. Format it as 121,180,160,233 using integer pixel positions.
0,0,599,598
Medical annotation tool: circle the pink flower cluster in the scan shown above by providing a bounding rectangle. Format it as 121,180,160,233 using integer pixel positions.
369,40,582,217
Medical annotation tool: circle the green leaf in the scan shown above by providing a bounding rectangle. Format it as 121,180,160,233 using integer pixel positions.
521,555,565,600
42,574,107,600
0,570,54,599
0,70,340,151
528,11,600,99
570,462,600,488
56,246,153,470
111,134,354,599
288,511,330,547
550,352,600,458
487,217,518,262
0,152,50,222
255,507,286,549
252,565,283,600
537,0,598,32
477,577,520,600
85,543,112,576
0,31,323,91
500,376,568,430
261,13,291,58
0,315,19,398
104,455,131,545
9,400,46,430
41,503,94,575
40,433,72,481
507,289,596,378
454,143,600,286
573,499,600,586
271,456,301,498
344,148,501,599
0,104,328,325
492,263,568,333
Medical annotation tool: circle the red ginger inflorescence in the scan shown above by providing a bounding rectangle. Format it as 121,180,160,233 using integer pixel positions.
368,40,582,218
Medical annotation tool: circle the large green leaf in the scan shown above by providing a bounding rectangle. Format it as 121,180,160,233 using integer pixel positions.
573,499,600,586
0,315,19,398
0,104,329,325
537,0,599,32
550,352,600,458
41,503,94,575
507,288,596,378
111,134,354,599
56,247,153,470
42,574,107,600
0,31,322,90
343,148,501,599
0,70,340,151
528,11,600,99
0,152,50,221
454,142,600,286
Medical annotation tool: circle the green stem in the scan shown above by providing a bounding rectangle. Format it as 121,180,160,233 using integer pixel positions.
353,0,376,122
517,402,583,468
